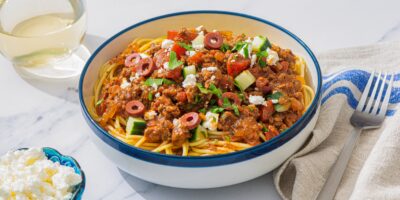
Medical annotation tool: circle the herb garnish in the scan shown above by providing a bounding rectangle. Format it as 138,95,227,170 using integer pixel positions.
220,43,230,52
196,83,209,94
177,42,194,51
232,41,246,52
256,50,268,67
210,106,225,113
148,93,153,100
232,104,240,116
208,84,222,98
144,78,175,87
167,51,183,70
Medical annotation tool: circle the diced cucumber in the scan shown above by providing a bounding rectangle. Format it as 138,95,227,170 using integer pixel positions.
252,36,271,52
183,65,196,78
191,32,205,50
234,70,256,91
274,103,290,112
190,125,208,142
126,117,146,135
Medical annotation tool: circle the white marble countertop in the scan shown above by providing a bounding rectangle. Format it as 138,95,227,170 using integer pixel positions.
1,0,400,199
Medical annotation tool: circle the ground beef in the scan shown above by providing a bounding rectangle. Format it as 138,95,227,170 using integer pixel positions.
218,111,238,131
144,118,173,142
172,126,191,146
232,117,262,145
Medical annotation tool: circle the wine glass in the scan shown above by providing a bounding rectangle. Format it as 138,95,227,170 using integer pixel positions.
0,0,89,79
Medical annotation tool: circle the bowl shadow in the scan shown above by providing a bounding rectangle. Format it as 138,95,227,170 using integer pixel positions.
118,169,279,200
14,34,106,104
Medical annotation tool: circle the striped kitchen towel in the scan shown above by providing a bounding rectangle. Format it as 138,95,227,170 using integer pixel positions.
274,41,400,200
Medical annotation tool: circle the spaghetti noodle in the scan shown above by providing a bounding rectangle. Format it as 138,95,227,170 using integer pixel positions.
89,27,315,156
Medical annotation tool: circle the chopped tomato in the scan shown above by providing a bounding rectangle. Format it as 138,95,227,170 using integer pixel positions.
187,52,203,66
227,53,250,77
264,125,279,141
165,67,182,81
167,30,178,40
171,44,186,58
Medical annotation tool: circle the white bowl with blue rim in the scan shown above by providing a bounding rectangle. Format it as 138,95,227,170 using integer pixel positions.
79,10,322,189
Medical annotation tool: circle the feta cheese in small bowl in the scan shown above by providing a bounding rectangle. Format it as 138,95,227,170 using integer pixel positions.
0,147,85,200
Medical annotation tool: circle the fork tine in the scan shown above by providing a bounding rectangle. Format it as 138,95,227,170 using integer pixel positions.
356,70,376,111
378,72,395,117
371,72,388,115
365,70,382,113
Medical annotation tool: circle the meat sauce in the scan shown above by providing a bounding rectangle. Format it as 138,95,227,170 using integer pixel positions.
96,27,307,148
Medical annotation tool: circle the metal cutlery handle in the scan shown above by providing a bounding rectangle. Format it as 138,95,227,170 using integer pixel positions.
316,127,362,200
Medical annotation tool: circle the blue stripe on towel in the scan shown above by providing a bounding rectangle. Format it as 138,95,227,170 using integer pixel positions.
321,70,399,116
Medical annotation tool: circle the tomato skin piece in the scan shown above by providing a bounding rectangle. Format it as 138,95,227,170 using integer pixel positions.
165,67,182,80
167,30,178,40
187,52,203,66
171,44,186,58
227,53,251,77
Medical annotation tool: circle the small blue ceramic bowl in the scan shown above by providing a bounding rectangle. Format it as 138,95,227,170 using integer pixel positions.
17,147,85,200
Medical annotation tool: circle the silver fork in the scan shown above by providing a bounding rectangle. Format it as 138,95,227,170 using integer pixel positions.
316,70,395,200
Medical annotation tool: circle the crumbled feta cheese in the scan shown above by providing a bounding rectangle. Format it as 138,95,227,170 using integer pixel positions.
210,75,216,81
251,54,257,67
182,74,197,88
195,25,204,32
192,31,205,50
157,68,164,74
201,67,218,72
163,62,170,70
144,111,158,120
249,95,266,105
267,48,279,65
271,99,279,104
173,118,180,127
203,112,219,131
120,78,130,89
185,50,196,57
0,148,82,199
161,39,174,49
130,72,141,82
151,83,158,91
155,92,161,98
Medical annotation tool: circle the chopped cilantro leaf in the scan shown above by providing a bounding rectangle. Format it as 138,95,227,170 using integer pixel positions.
144,78,175,86
168,51,183,70
148,93,153,100
195,94,200,104
220,43,230,52
210,106,225,113
256,50,268,67
177,42,194,51
232,41,246,52
209,99,217,105
268,91,283,100
243,43,249,58
232,104,240,116
95,99,103,106
196,83,209,94
199,108,207,113
262,124,269,132
162,78,175,85
222,97,232,108
208,84,222,98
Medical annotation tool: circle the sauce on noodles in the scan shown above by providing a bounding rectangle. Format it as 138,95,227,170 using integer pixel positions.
89,27,314,156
